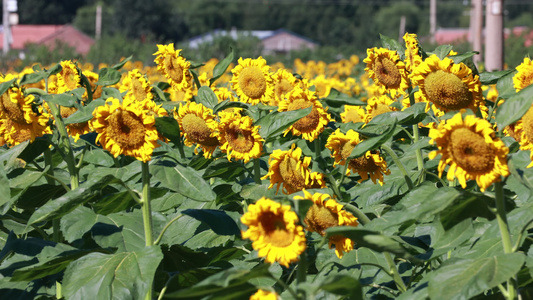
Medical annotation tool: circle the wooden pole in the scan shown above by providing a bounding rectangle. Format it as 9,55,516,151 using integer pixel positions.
471,0,483,64
485,0,504,71
430,0,436,44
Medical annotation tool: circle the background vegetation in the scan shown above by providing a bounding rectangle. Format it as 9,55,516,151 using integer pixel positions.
3,0,533,68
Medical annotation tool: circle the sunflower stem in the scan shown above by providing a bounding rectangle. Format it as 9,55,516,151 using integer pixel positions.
408,86,425,175
253,158,261,184
344,203,371,225
495,181,518,300
314,137,321,159
380,144,414,190
141,161,154,300
296,250,308,299
384,252,407,293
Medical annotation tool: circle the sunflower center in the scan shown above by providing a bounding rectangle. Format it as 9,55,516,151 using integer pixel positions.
131,78,148,101
279,156,306,192
259,212,294,248
275,78,293,99
372,57,401,89
60,106,77,119
305,204,339,235
287,99,319,132
226,124,254,152
182,114,214,144
349,155,378,173
340,141,355,160
449,127,495,173
425,70,473,110
0,93,25,123
522,108,533,143
107,110,146,149
63,70,78,90
164,56,184,83
238,66,267,99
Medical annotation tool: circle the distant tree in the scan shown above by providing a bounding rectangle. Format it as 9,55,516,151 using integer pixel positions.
73,3,115,38
17,0,87,24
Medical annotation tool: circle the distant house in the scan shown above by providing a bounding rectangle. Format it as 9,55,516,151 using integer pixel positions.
186,28,318,54
0,24,94,56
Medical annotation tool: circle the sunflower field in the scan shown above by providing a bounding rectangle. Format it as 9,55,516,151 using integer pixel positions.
0,33,533,300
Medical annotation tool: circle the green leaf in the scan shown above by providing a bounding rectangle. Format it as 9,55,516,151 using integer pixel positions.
42,91,82,107
63,246,163,300
449,51,477,64
151,161,216,202
256,106,312,142
203,159,246,179
427,253,526,300
60,206,99,243
495,84,533,130
348,120,396,159
0,77,17,97
325,227,414,257
432,45,454,60
439,191,495,230
380,34,405,57
27,175,119,225
318,274,363,298
182,209,241,236
0,165,10,209
63,99,104,125
210,48,234,86
47,63,62,77
197,86,219,110
92,191,136,215
111,55,132,70
369,102,427,126
164,265,270,298
91,211,154,252
480,70,514,85
322,88,366,106
496,70,517,99
213,100,249,114
18,72,44,86
96,68,122,86
155,116,182,146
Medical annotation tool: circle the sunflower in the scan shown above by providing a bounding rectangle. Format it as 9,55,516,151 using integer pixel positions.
250,289,279,300
271,68,298,106
513,106,533,167
296,189,358,258
278,86,331,142
174,101,219,158
325,129,390,185
310,74,333,99
262,144,325,194
230,57,275,105
341,105,366,124
153,43,192,91
363,47,409,98
82,70,103,100
56,60,81,94
241,197,306,268
513,57,533,92
213,87,237,102
410,54,484,117
0,75,51,145
119,69,154,102
168,85,195,102
364,95,398,123
60,106,90,142
217,111,264,163
403,32,423,74
89,95,161,162
428,112,509,191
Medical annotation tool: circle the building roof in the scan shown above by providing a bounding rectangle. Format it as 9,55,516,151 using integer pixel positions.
0,24,95,55
186,28,318,49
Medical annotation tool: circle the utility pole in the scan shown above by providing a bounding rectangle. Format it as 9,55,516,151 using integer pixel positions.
471,0,483,64
2,0,10,55
399,15,406,43
485,0,504,71
95,2,102,41
430,0,436,44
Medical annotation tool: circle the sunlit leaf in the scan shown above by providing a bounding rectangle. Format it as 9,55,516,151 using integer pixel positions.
495,84,533,130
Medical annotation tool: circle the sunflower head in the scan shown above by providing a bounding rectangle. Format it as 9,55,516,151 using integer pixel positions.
364,95,398,123
428,112,509,191
271,68,298,106
262,144,325,194
154,43,192,91
403,32,423,73
175,101,219,158
512,106,533,167
90,96,161,162
295,190,358,258
325,129,390,185
363,47,409,98
411,55,484,116
513,57,533,92
119,69,154,102
278,86,331,141
230,57,275,105
241,197,306,267
218,111,264,163
249,289,279,300
56,60,81,94
341,105,366,123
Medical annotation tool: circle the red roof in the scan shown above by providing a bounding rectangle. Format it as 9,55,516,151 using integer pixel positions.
0,24,94,55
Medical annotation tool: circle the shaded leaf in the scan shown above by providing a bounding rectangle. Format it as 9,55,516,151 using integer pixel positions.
96,68,122,86
432,45,454,60
63,246,163,300
197,86,219,110
256,106,312,142
322,88,366,106
380,34,405,57
182,209,241,236
480,70,514,85
348,120,396,159
495,84,533,130
155,116,182,146
210,49,234,86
